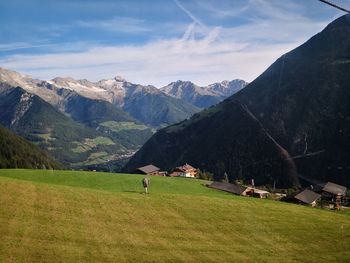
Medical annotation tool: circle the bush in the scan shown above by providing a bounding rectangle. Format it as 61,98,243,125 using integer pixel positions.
197,169,214,181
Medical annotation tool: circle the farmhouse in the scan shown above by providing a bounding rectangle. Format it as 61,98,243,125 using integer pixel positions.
248,188,270,199
208,182,271,198
316,181,347,197
291,189,322,207
136,164,166,176
169,163,197,178
314,181,347,209
208,182,251,196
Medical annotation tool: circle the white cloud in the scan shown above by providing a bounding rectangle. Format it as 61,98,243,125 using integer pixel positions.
76,17,151,33
0,0,338,87
0,42,55,52
0,34,299,87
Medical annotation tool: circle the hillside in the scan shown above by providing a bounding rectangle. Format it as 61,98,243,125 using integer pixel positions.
125,14,350,187
122,89,200,127
0,169,349,262
0,126,58,169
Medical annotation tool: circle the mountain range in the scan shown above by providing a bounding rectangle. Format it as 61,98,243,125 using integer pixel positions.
124,14,350,188
161,79,247,108
0,67,245,169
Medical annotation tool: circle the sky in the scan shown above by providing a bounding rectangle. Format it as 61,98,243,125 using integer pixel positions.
0,0,349,87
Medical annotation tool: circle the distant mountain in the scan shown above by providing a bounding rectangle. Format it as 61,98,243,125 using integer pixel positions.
161,79,247,108
0,68,200,127
95,77,201,127
0,124,58,169
0,82,132,169
0,70,156,169
124,14,350,188
0,66,244,169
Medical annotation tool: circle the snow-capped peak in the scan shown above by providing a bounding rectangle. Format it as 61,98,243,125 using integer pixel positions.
115,75,126,82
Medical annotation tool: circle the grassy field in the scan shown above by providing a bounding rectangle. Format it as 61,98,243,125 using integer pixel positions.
0,169,349,262
100,121,149,132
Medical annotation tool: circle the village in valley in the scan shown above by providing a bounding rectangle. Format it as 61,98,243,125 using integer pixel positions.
135,163,349,210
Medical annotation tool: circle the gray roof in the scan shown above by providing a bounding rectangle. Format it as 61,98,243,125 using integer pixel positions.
322,182,347,195
136,164,160,174
208,182,248,195
294,189,321,204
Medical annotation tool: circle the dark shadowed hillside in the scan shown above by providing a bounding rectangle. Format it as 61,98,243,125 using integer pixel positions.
124,15,350,187
0,125,58,169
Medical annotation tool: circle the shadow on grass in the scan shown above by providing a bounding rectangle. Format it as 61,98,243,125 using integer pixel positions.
123,190,151,195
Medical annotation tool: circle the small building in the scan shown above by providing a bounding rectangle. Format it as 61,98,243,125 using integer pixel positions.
168,171,183,177
169,163,197,178
136,164,166,176
208,182,251,196
318,182,347,197
315,181,347,209
247,188,270,199
286,189,321,207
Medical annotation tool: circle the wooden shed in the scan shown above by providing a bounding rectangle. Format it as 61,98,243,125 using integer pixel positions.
295,189,321,207
208,182,250,196
136,164,166,176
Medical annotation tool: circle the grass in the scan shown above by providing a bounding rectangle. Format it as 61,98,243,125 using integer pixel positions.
0,169,349,263
72,137,116,153
35,133,55,142
71,152,113,167
101,121,149,132
88,137,115,146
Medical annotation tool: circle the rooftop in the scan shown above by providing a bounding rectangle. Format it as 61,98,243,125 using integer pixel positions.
208,182,248,195
136,164,160,174
321,182,347,195
294,189,321,204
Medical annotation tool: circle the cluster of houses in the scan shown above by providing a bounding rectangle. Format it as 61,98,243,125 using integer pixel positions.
284,182,348,208
135,163,197,178
135,164,348,209
208,180,348,209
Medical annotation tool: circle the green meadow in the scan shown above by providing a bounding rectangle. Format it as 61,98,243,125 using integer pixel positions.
0,169,349,262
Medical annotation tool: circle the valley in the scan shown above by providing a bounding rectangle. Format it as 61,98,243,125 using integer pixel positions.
0,68,243,170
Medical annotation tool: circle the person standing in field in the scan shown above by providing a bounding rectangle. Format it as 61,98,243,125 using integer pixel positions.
142,177,150,194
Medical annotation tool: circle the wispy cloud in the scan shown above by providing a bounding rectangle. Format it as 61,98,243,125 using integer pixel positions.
0,42,55,52
174,0,205,27
194,0,249,18
0,0,341,87
76,16,151,33
0,36,298,87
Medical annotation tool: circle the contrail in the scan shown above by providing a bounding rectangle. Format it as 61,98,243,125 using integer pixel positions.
173,0,206,27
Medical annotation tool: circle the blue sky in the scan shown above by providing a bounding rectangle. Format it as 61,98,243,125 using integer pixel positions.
0,0,349,86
